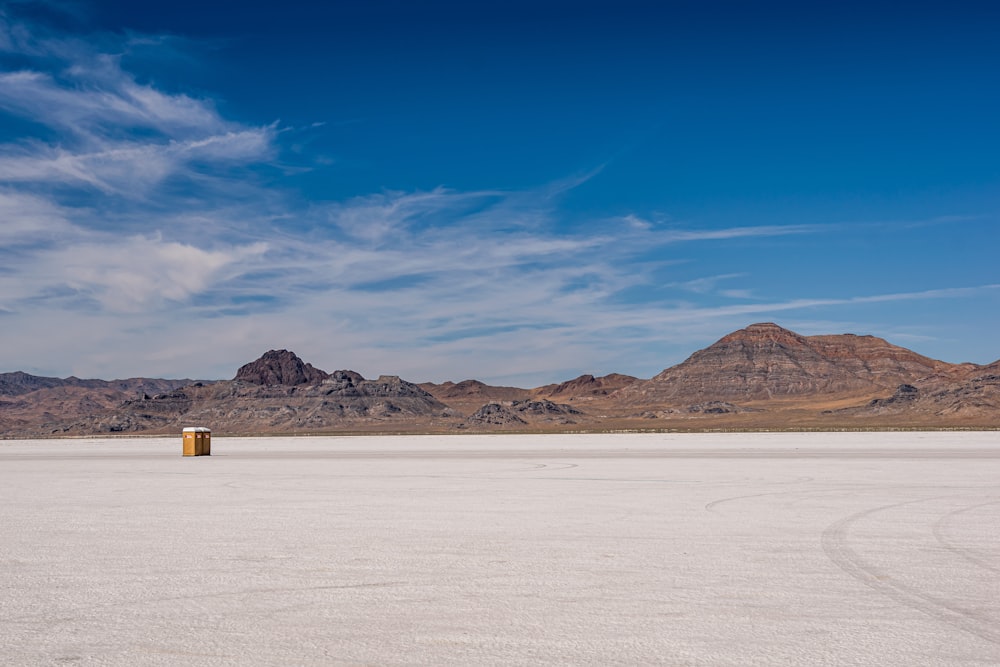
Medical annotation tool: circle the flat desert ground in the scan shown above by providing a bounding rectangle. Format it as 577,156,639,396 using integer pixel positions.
2,432,999,666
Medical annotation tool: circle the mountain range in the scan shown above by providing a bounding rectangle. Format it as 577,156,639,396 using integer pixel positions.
2,323,998,437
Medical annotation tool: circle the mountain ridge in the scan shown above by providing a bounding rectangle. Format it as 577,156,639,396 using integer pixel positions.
0,371,200,398
3,325,998,437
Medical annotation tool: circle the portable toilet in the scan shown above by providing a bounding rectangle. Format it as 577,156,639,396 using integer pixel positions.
182,426,212,456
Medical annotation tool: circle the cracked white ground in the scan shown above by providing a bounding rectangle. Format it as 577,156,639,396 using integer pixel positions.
2,432,999,666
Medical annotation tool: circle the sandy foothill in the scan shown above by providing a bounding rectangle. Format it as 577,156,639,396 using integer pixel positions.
1,432,999,666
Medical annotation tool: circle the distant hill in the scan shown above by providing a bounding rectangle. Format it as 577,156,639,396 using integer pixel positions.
0,371,196,398
3,325,998,437
0,373,200,437
419,379,529,402
532,373,639,400
617,323,955,405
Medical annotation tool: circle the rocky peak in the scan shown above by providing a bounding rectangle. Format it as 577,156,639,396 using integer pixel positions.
718,322,810,349
0,371,65,396
327,370,365,385
448,379,490,394
364,375,436,399
234,350,330,386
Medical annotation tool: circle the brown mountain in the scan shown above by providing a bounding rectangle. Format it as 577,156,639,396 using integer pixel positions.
419,379,528,402
0,385,145,436
418,379,531,416
617,323,953,406
0,373,201,437
532,373,639,400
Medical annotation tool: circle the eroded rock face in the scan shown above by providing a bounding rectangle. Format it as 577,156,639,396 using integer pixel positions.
844,374,1000,418
509,399,582,416
685,401,750,414
234,350,330,386
362,375,431,398
866,384,920,411
35,352,452,435
930,374,1000,415
458,398,582,429
461,402,527,427
638,401,752,419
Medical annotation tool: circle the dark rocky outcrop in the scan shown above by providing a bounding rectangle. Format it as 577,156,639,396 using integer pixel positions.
685,401,752,415
458,398,582,429
639,401,753,419
508,399,582,417
866,384,920,411
459,402,528,427
234,350,329,386
81,367,452,434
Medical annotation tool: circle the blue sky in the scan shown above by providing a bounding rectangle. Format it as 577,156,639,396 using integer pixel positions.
1,0,998,385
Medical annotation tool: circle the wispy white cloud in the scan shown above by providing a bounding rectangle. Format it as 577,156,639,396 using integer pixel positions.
719,289,755,299
0,67,227,140
0,128,275,195
0,190,81,243
0,12,275,201
46,236,270,311
620,216,828,242
673,273,747,294
1,11,995,384
578,284,1000,333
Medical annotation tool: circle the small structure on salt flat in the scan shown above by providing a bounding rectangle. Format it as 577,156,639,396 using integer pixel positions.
182,427,211,457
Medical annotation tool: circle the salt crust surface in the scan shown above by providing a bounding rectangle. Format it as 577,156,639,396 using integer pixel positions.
2,432,999,666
